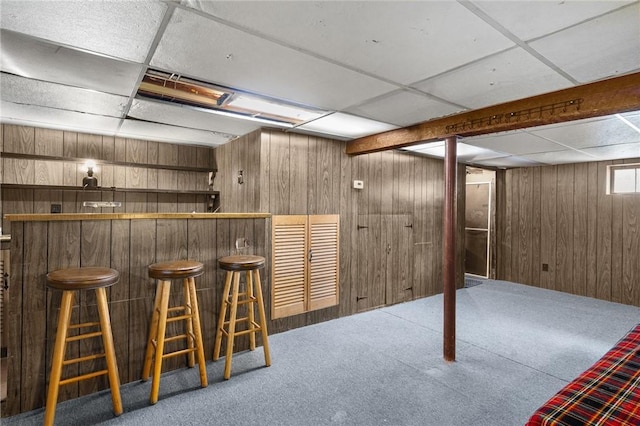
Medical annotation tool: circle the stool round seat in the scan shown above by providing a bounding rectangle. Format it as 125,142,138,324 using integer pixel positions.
47,267,119,290
148,260,204,279
218,255,265,271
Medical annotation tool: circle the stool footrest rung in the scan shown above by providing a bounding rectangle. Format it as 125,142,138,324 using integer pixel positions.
161,347,197,360
62,352,106,366
68,321,101,331
230,326,262,338
66,330,103,342
59,369,108,386
224,297,257,306
163,332,194,344
166,313,194,323
167,306,189,314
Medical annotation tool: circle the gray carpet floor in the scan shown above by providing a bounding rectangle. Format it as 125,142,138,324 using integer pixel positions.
3,280,639,425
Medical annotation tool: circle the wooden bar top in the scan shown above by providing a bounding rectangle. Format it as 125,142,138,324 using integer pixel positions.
4,212,271,222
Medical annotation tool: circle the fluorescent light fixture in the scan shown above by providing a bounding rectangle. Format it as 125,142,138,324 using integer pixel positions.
403,142,508,162
137,69,326,127
297,112,398,139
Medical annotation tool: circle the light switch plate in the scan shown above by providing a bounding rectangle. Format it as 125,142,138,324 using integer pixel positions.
353,180,364,189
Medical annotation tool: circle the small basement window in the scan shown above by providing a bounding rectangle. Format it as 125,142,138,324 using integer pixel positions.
608,164,640,194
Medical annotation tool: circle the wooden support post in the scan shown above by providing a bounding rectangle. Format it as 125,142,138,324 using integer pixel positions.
443,136,457,362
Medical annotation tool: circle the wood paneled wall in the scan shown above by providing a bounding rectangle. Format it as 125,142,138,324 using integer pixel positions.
497,160,640,307
6,217,267,416
1,125,216,234
214,129,466,333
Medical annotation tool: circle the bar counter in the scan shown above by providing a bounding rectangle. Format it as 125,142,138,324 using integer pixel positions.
4,212,271,416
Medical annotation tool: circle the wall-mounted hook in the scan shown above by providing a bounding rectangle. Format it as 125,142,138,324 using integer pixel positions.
237,170,244,184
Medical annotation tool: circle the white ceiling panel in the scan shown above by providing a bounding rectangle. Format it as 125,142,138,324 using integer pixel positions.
465,131,569,155
129,98,261,137
619,111,640,130
2,73,128,118
345,90,462,127
477,156,543,168
580,142,640,161
184,1,515,85
0,30,144,96
522,149,597,165
472,0,634,41
151,8,398,111
118,119,230,146
1,101,122,134
414,47,572,109
529,3,640,83
531,116,640,149
406,142,508,163
0,0,167,62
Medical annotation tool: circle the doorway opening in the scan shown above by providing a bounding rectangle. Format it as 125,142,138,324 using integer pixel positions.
465,167,496,282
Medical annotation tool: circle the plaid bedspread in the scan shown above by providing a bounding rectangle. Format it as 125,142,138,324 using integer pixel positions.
526,324,640,426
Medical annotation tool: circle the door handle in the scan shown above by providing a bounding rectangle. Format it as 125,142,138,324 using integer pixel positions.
308,249,313,262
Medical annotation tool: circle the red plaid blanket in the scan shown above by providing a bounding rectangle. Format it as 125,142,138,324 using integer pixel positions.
526,324,640,426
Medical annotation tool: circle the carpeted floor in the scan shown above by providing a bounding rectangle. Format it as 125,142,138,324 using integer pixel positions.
3,280,639,425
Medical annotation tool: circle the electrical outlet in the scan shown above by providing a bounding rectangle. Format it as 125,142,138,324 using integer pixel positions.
50,204,62,213
542,263,549,271
353,180,364,189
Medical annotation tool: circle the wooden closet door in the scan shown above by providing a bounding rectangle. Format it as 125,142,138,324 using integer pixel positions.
271,215,307,319
308,214,339,311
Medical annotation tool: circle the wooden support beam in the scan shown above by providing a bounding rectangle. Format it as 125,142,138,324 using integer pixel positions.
346,72,640,155
443,136,457,362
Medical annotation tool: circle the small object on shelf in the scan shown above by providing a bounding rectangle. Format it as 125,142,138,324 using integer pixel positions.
82,201,122,208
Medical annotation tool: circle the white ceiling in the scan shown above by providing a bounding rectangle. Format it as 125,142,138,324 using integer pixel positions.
1,0,639,168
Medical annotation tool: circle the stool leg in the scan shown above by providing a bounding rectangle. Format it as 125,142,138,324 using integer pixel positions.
142,280,164,381
183,278,195,368
223,272,241,380
150,280,171,405
187,277,208,388
247,270,256,351
95,287,123,416
253,269,271,367
45,290,75,426
213,271,233,361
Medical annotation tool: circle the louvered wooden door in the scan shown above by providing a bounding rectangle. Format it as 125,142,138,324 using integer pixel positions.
272,215,339,319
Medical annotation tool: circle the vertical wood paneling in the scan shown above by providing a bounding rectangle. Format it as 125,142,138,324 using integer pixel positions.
596,161,612,300
289,133,308,215
531,168,541,285
4,125,34,154
502,170,513,281
540,166,557,289
34,128,63,156
63,131,77,158
269,131,290,215
586,162,599,298
511,169,520,284
77,133,102,160
556,165,574,294
572,163,588,296
518,168,532,284
610,160,624,303
6,223,24,415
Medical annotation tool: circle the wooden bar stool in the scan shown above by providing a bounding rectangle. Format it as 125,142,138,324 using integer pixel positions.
45,267,122,426
142,260,208,404
213,255,271,379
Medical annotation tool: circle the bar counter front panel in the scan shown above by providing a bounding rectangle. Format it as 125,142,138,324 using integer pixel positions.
4,213,270,416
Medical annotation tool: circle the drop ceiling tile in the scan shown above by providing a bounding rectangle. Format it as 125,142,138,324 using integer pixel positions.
1,101,121,134
619,111,640,129
345,90,462,127
531,116,640,149
2,74,129,118
414,47,572,109
0,1,167,62
151,8,397,111
475,156,544,168
465,131,568,155
184,1,515,84
296,112,397,140
405,142,508,163
129,98,261,137
118,119,230,146
0,29,144,96
522,149,597,165
579,142,640,161
529,3,640,83
473,0,634,41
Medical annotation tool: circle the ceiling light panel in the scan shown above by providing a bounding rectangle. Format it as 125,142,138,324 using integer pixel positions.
184,1,515,85
531,116,640,149
118,119,230,146
529,3,640,83
0,1,167,62
2,73,129,118
403,142,508,163
0,29,144,96
476,156,543,168
580,142,640,161
1,101,122,134
414,47,572,109
129,98,261,136
151,8,400,111
296,113,397,140
472,0,634,41
346,90,462,127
